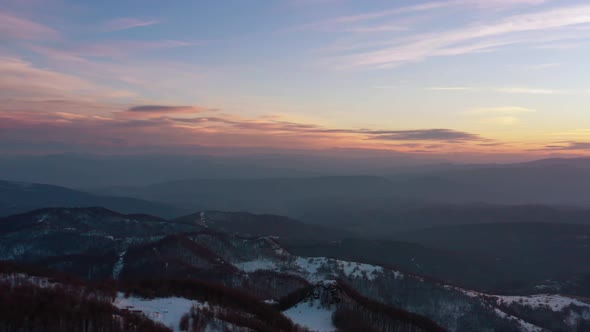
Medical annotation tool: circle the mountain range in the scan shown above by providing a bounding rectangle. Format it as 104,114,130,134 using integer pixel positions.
2,207,590,331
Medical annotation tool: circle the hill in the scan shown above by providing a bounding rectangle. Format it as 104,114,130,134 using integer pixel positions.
0,180,184,218
1,207,589,331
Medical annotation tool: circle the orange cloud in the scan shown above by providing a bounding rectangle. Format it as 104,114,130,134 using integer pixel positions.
0,101,493,156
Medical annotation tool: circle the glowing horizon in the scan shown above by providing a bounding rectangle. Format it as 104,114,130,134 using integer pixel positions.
1,0,589,162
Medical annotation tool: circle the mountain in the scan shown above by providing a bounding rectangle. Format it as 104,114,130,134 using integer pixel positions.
392,165,590,205
173,210,353,242
334,203,590,235
1,207,589,331
88,160,590,232
516,157,590,169
286,238,502,292
98,175,399,212
95,172,590,233
0,152,443,188
393,222,590,295
93,176,432,228
0,180,184,218
0,270,171,332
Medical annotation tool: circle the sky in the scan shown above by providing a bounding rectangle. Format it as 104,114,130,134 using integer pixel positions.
1,0,590,162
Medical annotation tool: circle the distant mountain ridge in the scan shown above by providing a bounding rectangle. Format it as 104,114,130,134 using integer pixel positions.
91,171,590,232
0,180,184,218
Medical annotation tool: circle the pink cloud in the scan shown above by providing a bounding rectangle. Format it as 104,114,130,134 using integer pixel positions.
0,11,60,40
0,56,96,99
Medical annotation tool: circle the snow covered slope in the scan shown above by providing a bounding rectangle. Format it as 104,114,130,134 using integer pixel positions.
114,294,200,332
284,298,337,332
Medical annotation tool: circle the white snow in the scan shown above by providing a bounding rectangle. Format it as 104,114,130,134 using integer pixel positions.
112,250,127,279
294,257,384,281
196,212,209,228
233,256,384,282
0,273,52,288
113,293,203,332
493,308,544,332
494,294,590,312
234,259,279,272
458,288,482,298
283,299,337,332
565,310,590,327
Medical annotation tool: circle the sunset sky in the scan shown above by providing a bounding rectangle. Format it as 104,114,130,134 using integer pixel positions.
1,0,590,161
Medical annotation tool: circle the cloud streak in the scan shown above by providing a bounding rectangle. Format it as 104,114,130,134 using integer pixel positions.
104,18,161,31
116,105,216,118
126,105,211,114
0,98,489,154
0,12,60,40
543,141,590,150
330,4,590,68
425,86,577,95
292,0,545,31
366,129,483,142
470,106,536,114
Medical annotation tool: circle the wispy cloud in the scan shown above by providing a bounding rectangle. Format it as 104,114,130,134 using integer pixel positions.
426,86,474,91
365,129,484,142
119,105,214,117
0,56,96,98
342,25,409,33
0,12,60,40
470,106,536,114
0,99,489,154
426,86,576,95
66,40,194,58
290,2,446,31
543,141,590,150
104,18,160,31
535,41,586,50
468,107,536,126
525,62,561,70
372,85,399,89
27,41,195,68
495,87,562,94
482,116,520,125
331,4,590,68
127,105,202,113
291,0,545,31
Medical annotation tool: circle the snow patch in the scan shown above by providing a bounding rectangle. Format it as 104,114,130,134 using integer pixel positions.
294,257,384,282
234,259,279,272
494,294,590,312
112,250,127,279
283,298,337,332
0,273,53,288
233,256,385,283
493,308,543,332
113,293,203,332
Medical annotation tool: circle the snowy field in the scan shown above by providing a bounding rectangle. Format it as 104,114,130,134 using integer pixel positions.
283,299,337,332
232,255,385,282
113,293,202,331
